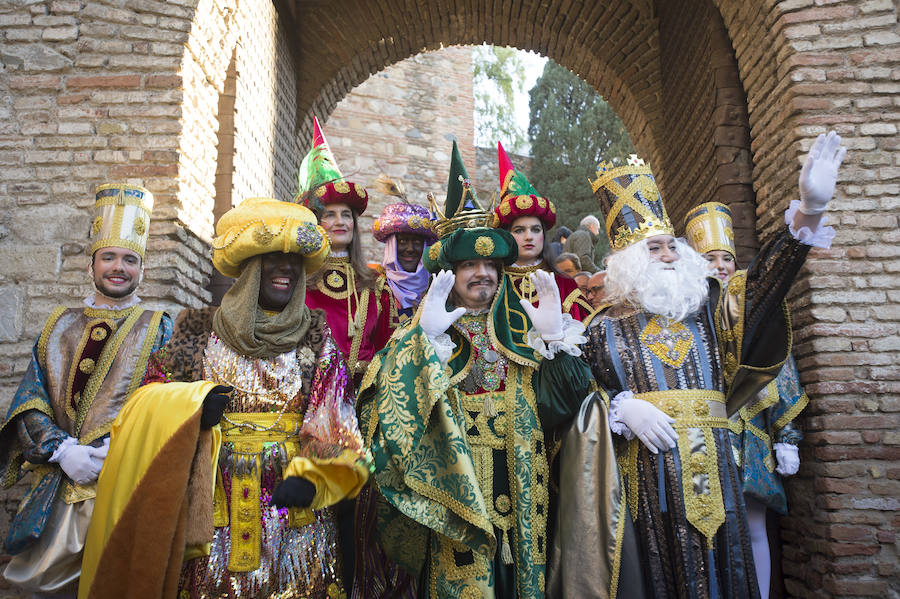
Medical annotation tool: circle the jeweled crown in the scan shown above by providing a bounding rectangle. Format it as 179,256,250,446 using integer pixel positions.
590,154,674,251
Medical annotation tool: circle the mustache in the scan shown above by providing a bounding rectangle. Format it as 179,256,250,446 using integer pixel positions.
467,278,494,287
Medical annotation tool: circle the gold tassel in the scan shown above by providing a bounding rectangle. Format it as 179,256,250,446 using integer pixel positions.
483,395,498,418
345,264,359,337
501,528,513,565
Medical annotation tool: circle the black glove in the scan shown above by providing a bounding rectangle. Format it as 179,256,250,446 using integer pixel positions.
272,476,316,508
200,385,232,429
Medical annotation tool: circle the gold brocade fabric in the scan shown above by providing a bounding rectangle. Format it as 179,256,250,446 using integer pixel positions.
633,389,728,544
186,334,345,599
218,413,312,572
40,307,162,506
547,393,625,599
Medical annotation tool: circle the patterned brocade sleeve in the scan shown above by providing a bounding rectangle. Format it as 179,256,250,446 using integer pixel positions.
0,343,69,487
720,227,811,415
770,355,807,446
741,226,810,357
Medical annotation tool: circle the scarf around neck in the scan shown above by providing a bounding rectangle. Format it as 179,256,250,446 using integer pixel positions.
381,235,430,310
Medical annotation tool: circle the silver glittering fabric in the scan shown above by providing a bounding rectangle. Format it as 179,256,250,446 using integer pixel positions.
179,327,365,599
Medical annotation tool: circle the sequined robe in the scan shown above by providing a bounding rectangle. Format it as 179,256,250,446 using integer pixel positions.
359,309,593,599
161,308,370,599
503,262,592,321
0,305,170,591
305,258,395,382
729,354,806,515
582,227,809,599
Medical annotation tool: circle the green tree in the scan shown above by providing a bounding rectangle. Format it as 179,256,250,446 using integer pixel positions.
527,59,635,261
473,45,527,153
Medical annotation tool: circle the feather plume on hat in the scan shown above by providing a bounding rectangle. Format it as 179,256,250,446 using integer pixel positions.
374,174,408,202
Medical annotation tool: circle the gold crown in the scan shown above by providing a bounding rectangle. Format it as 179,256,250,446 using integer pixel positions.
683,202,735,256
591,155,674,251
429,188,495,239
91,183,154,258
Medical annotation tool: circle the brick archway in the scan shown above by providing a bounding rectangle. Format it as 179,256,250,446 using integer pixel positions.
0,1,896,595
283,0,760,260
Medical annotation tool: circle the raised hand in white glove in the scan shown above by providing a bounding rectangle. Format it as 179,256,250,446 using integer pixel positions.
49,437,109,485
798,130,847,215
518,270,564,340
615,392,678,454
774,442,800,476
419,270,466,340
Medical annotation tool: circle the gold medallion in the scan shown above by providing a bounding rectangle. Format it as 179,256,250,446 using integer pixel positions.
326,270,344,289
639,315,694,368
474,236,494,256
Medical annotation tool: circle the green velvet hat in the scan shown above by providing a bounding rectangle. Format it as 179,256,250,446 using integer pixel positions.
431,140,495,238
422,226,517,273
424,141,516,272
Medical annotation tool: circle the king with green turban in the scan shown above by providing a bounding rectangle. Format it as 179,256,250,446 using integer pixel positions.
357,141,614,598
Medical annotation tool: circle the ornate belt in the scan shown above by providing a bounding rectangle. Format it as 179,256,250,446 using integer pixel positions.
634,389,727,427
217,413,313,572
627,389,729,545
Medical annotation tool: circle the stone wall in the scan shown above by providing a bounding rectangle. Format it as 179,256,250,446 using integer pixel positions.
713,1,900,595
0,0,301,399
322,46,474,265
0,0,897,595
0,0,301,582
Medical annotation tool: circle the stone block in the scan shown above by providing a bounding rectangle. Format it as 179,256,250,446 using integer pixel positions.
0,288,24,342
0,245,59,280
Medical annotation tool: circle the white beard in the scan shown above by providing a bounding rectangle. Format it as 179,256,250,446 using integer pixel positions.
605,239,710,322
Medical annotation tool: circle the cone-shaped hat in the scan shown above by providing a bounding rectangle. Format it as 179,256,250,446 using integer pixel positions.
494,141,556,228
296,117,368,215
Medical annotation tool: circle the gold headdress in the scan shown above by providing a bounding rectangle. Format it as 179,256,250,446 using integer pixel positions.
590,155,674,251
683,202,735,256
91,183,154,258
212,198,330,278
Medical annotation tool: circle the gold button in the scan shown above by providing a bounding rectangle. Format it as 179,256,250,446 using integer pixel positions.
79,358,95,374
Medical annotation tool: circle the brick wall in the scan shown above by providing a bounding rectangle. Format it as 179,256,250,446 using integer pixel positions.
657,0,760,263
0,0,897,595
714,0,900,596
320,47,474,265
0,0,301,578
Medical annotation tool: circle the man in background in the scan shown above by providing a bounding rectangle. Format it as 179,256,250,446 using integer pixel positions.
563,214,601,272
554,252,581,278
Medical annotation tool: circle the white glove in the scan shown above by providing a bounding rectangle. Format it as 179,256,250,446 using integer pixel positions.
49,437,109,485
518,270,564,340
798,130,846,215
419,270,466,340
614,392,678,454
774,442,800,476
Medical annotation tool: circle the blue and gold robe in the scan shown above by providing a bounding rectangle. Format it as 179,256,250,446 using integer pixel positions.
0,304,170,592
582,226,810,599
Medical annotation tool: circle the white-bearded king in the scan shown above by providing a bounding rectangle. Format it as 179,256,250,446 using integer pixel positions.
554,133,845,599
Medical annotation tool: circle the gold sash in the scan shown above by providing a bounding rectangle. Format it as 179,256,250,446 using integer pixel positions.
625,389,728,546
217,412,313,572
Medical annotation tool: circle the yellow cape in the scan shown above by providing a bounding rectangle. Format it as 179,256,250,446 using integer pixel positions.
79,381,219,599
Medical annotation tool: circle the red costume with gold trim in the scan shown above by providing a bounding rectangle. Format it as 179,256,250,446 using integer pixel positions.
304,259,394,380
494,141,591,319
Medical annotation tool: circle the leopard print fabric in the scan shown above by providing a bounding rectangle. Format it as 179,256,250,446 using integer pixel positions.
163,306,329,394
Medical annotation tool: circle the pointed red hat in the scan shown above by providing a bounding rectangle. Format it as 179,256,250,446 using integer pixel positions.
493,141,556,228
295,117,368,215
